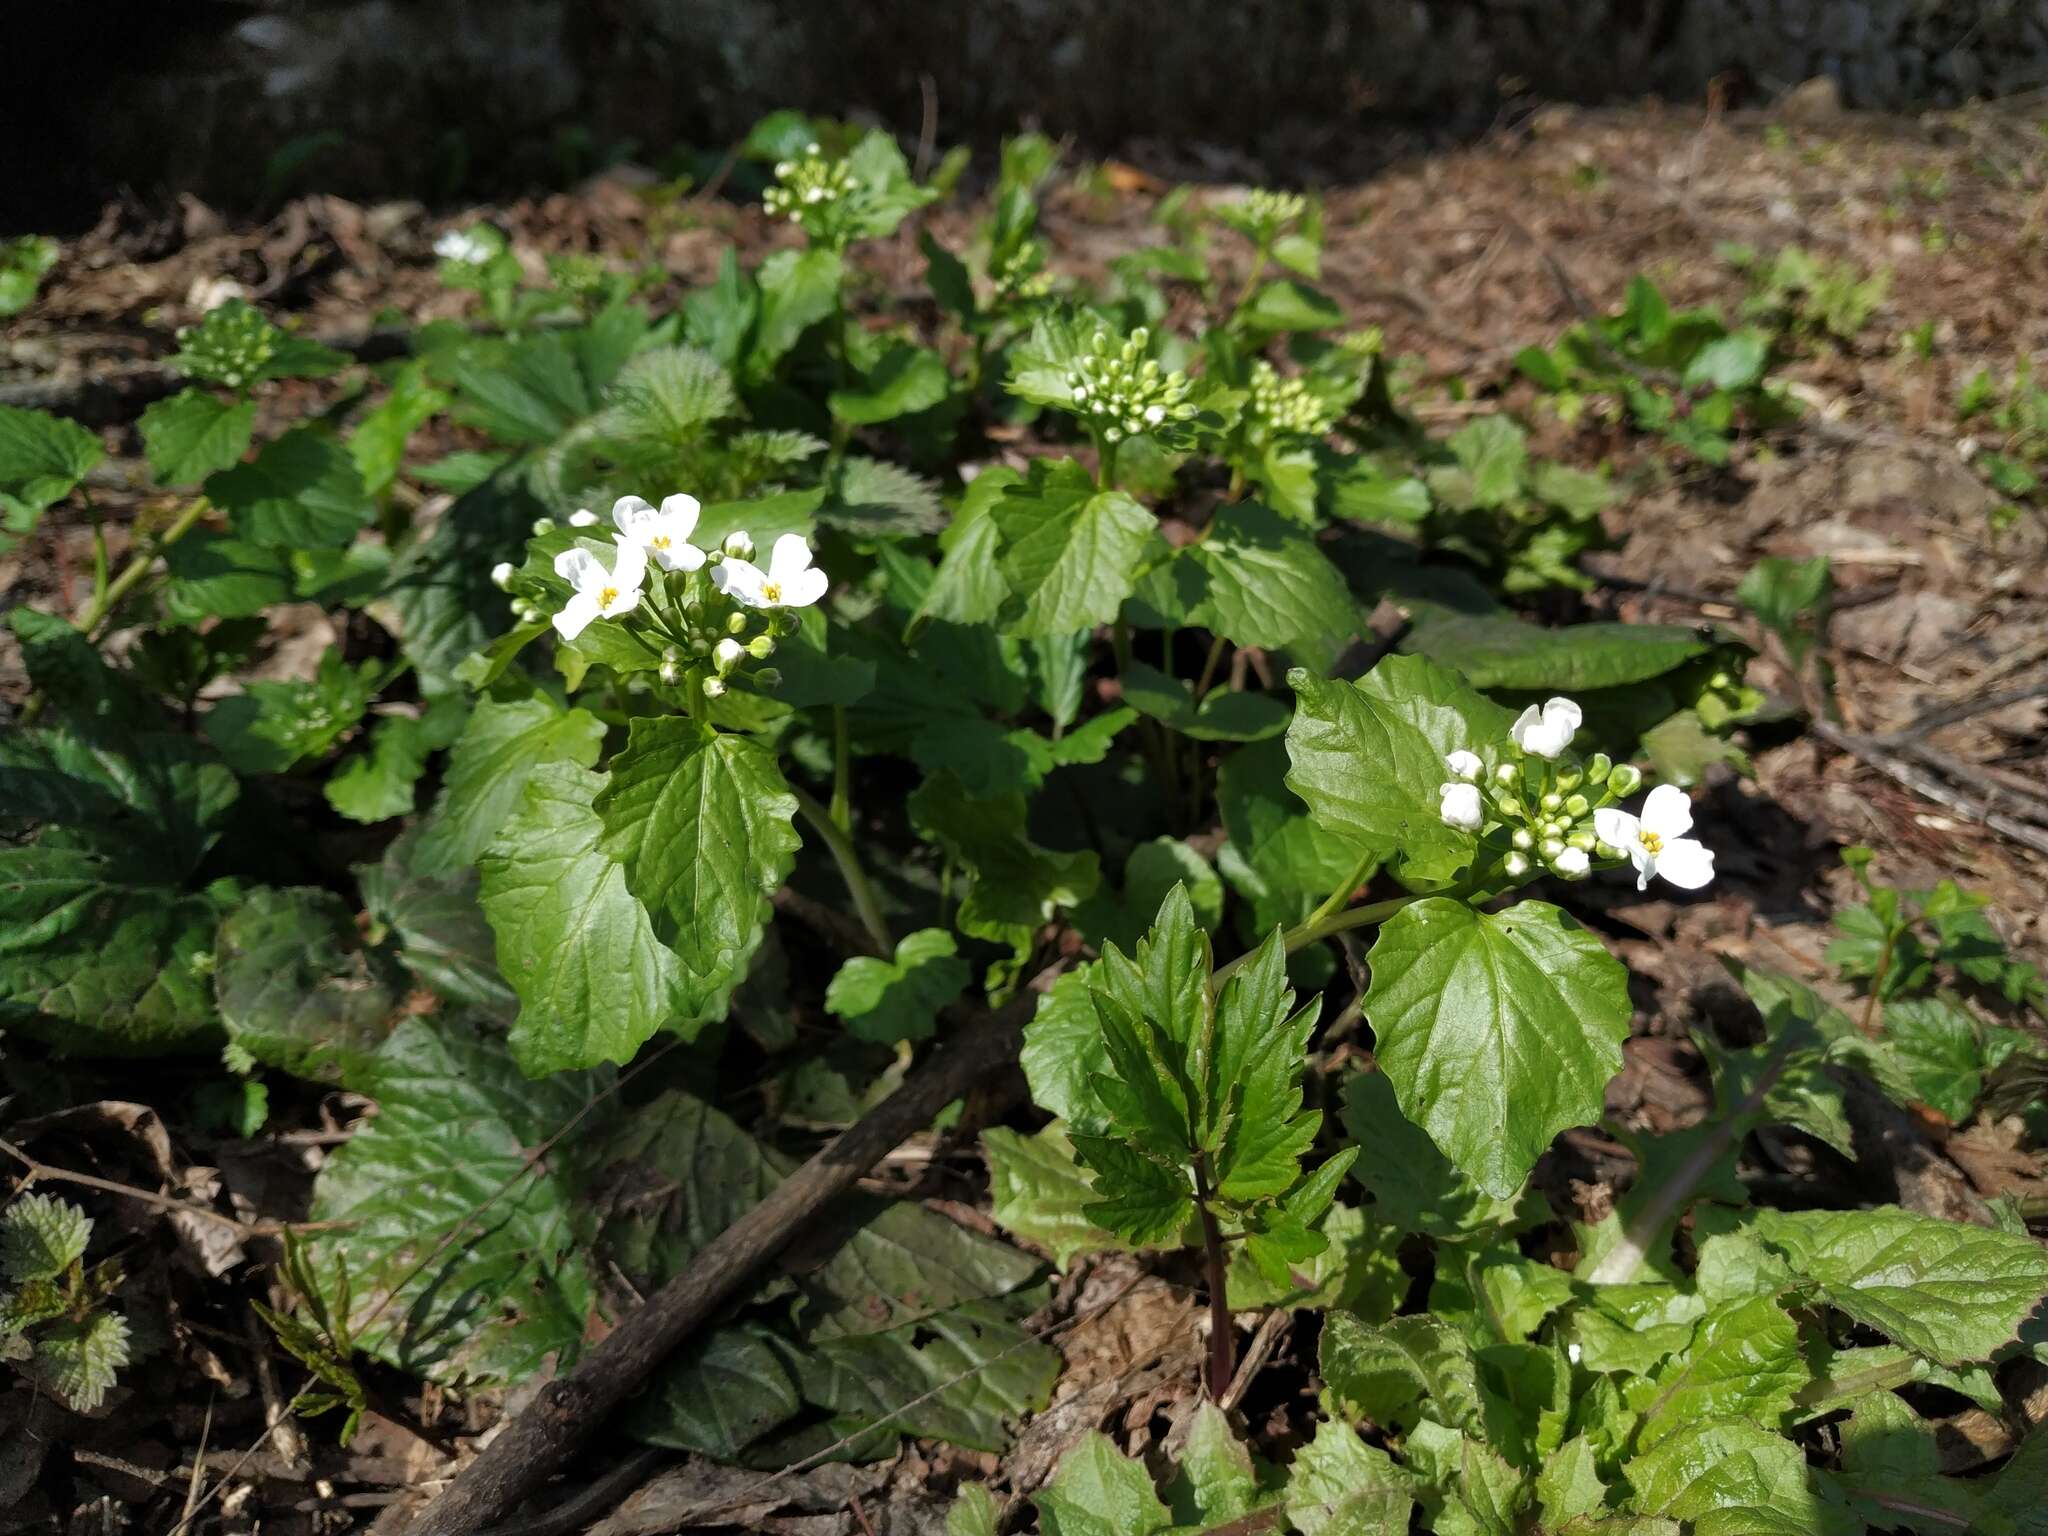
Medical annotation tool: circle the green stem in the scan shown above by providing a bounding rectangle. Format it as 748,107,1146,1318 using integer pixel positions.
1230,244,1270,322
791,784,892,957
1192,634,1229,702
830,705,852,832
80,496,213,637
1099,435,1121,492
1210,889,1423,994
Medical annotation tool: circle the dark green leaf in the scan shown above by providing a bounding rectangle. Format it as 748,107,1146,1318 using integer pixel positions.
139,389,256,486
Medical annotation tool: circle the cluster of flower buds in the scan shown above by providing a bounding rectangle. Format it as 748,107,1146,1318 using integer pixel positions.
1218,189,1308,246
1066,326,1198,445
763,143,856,235
1437,695,1716,893
992,238,1055,300
497,493,825,703
1248,360,1340,440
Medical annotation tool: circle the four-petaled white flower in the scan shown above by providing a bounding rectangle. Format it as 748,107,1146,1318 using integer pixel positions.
612,493,707,572
1510,696,1583,759
1445,749,1483,782
1439,781,1484,832
551,536,646,640
713,533,828,610
434,229,493,264
1594,785,1715,892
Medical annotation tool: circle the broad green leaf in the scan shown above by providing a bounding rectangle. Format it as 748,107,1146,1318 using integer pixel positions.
0,838,232,1055
1284,1417,1414,1536
820,454,946,536
1439,1433,1535,1536
479,761,685,1073
795,1295,1059,1454
1034,1432,1173,1536
1118,660,1290,741
1073,835,1225,955
824,928,969,1044
413,696,605,874
908,772,1099,950
0,1194,90,1284
1881,994,2001,1122
993,460,1155,639
1284,655,1515,888
947,1485,1000,1536
1446,415,1529,509
1835,1391,1979,1536
1682,331,1770,392
0,404,105,513
34,1311,131,1414
1242,278,1343,333
1179,502,1355,651
1341,1069,1539,1237
215,887,400,1089
349,360,450,496
1363,898,1632,1199
202,649,382,775
622,1323,801,1459
1625,1417,1857,1536
1537,1436,1613,1529
0,720,238,878
1403,613,1717,692
355,826,514,1013
1166,1404,1265,1527
593,716,800,1020
910,468,1019,633
830,342,951,424
1745,1205,2048,1365
324,700,467,825
751,247,844,375
1217,736,1371,930
1632,1295,1807,1452
1226,1201,1406,1317
1462,1250,1575,1345
162,533,295,623
383,477,542,688
139,389,256,486
450,332,590,444
1321,1310,1488,1437
1020,966,1112,1132
985,1121,1143,1268
305,1016,605,1384
207,427,374,548
1069,1131,1194,1246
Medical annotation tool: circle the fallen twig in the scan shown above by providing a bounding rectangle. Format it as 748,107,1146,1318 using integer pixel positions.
1812,719,2048,859
406,989,1042,1536
0,1134,342,1239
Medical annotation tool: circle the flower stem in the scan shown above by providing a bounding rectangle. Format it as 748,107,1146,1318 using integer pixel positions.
81,496,214,638
1191,1153,1235,1400
1192,633,1229,702
790,784,892,957
1210,887,1423,994
830,705,852,832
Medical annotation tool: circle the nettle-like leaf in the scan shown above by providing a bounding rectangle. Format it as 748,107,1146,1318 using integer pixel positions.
985,1121,1147,1269
214,886,402,1090
414,694,605,874
1362,897,1632,1200
593,716,801,1021
0,403,107,527
909,772,1099,953
202,648,385,776
1284,654,1515,890
139,388,257,486
1339,1070,1540,1240
35,1311,132,1413
1627,1294,1808,1453
1062,887,1351,1283
1138,501,1356,652
206,426,373,548
0,1194,91,1284
1625,1417,1857,1536
479,761,687,1074
1285,1417,1416,1536
824,928,970,1044
991,457,1156,638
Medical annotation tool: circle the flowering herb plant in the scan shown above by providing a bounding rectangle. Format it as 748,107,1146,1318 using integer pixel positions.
4,111,2046,1532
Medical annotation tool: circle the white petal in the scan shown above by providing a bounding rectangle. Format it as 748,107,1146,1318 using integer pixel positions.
601,588,642,620
554,546,598,588
1445,749,1483,781
568,509,600,527
658,494,701,538
1542,697,1584,735
1629,844,1657,892
1438,782,1484,831
767,533,814,585
1652,837,1715,890
1554,847,1590,877
781,566,829,608
655,540,706,573
611,495,654,534
714,558,770,607
1639,784,1695,842
610,536,647,592
1510,705,1542,750
1593,808,1638,848
552,590,601,639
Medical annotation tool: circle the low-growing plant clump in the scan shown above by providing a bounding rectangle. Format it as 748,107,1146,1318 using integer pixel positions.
2,113,2045,1534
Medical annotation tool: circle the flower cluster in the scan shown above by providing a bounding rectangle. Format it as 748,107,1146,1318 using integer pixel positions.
434,228,496,266
992,238,1055,300
1218,189,1307,246
764,143,856,236
1066,325,1198,445
1248,360,1340,439
1437,695,1716,892
496,492,827,701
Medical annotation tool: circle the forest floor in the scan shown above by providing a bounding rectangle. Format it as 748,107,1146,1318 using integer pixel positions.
4,90,2048,1533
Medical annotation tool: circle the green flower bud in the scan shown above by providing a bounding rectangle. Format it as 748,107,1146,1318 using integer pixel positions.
701,676,727,700
753,666,783,691
1503,851,1531,878
1540,791,1562,813
531,517,556,535
1493,762,1520,786
1568,829,1597,851
1607,763,1643,798
1556,767,1583,794
721,530,755,561
726,612,749,635
1585,752,1612,785
1564,794,1590,819
1540,837,1565,860
1511,828,1534,851
746,635,777,660
1495,796,1525,820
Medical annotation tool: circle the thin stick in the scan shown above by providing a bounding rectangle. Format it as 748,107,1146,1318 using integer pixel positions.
407,994,1037,1536
0,1136,343,1239
1812,720,2048,858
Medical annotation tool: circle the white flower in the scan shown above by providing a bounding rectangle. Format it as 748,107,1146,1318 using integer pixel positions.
1445,749,1483,782
434,229,493,264
568,508,601,527
1593,785,1715,893
1439,782,1484,832
1553,847,1590,878
551,535,647,640
712,533,828,610
1510,696,1583,759
612,493,706,573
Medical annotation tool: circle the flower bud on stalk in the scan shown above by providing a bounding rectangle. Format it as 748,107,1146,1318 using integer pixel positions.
1606,764,1643,798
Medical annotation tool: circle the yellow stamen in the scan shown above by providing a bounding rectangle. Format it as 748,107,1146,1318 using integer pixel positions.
652,536,670,549
599,585,619,609
761,581,782,603
1639,830,1663,855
